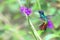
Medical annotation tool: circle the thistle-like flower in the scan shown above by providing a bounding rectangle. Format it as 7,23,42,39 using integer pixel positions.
47,20,54,29
20,6,32,16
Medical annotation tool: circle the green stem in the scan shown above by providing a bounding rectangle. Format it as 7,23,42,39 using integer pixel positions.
17,0,42,39
28,16,37,40
26,0,30,8
36,0,41,10
27,16,42,40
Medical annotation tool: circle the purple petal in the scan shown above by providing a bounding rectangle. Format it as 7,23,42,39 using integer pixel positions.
20,6,32,16
20,6,26,12
47,20,54,29
25,8,32,16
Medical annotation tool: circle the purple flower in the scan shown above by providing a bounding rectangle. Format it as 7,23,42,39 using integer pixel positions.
47,20,54,29
25,8,32,15
20,6,32,16
20,6,26,12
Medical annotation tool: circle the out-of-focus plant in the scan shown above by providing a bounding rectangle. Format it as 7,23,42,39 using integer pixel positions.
0,0,60,40
20,6,42,40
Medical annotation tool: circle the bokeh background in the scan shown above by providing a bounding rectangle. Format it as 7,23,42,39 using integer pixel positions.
0,0,60,40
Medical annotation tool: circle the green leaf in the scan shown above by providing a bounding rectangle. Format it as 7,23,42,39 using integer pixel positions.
51,14,60,28
48,8,56,15
13,14,20,20
44,34,60,40
0,5,4,12
37,30,44,36
19,30,26,36
6,0,19,12
0,30,5,35
4,24,11,30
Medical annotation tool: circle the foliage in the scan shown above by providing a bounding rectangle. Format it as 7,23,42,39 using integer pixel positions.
0,0,60,40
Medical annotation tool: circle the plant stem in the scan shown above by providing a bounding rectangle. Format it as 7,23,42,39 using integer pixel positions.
28,16,37,40
27,16,42,40
36,0,41,10
17,0,42,40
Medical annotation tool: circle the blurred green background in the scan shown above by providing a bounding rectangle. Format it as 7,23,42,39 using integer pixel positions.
0,0,60,40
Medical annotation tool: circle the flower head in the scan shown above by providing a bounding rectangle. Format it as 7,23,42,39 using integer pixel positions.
20,6,26,12
20,6,32,16
25,8,32,16
47,20,54,29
